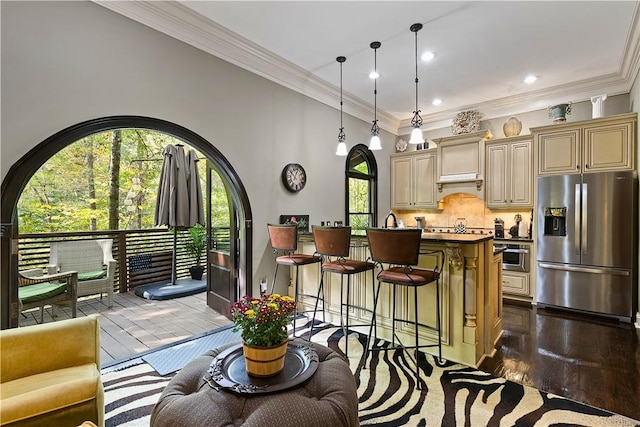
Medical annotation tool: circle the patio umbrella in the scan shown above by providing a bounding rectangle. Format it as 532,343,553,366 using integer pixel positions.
154,143,204,285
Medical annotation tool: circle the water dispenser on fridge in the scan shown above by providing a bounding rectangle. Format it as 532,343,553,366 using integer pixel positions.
543,207,567,237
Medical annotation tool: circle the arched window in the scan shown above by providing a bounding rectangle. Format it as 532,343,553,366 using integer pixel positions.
345,144,378,234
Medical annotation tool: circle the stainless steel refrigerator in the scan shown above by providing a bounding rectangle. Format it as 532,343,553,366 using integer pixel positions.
536,171,637,321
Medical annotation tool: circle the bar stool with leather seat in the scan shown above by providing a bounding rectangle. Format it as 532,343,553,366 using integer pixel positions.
310,225,376,355
267,224,322,337
364,228,444,389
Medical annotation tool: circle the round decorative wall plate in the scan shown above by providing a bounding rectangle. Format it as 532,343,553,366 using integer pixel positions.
281,163,306,193
395,138,407,152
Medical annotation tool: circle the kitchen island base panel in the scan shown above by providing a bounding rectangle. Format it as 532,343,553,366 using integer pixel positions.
291,234,502,368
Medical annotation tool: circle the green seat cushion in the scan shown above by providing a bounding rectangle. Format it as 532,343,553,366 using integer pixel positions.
78,270,107,281
19,282,67,303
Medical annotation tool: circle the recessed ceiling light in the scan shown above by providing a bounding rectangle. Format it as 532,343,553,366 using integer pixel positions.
369,71,379,79
421,51,435,62
524,75,537,84
432,98,442,106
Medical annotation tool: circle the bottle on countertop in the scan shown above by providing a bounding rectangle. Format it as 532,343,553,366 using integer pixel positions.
519,220,528,238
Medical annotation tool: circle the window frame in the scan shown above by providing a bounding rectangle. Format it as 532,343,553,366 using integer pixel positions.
344,144,378,230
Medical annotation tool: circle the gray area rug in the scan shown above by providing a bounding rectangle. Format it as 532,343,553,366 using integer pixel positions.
142,327,241,375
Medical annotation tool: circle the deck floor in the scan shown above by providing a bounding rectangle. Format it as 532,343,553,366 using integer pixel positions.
19,290,232,366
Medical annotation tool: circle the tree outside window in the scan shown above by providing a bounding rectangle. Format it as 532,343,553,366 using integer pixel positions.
345,144,377,235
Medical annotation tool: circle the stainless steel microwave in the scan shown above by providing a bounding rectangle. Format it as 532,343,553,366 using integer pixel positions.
495,243,530,273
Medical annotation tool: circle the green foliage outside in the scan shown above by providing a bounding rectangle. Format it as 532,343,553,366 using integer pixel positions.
17,129,230,233
348,156,372,235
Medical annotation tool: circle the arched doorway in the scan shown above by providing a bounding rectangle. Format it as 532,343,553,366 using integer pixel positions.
0,116,253,329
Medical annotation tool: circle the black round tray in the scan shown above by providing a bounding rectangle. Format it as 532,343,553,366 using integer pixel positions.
204,342,319,394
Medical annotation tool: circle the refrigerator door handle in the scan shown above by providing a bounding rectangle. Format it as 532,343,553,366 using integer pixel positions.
538,262,631,276
574,183,580,255
582,183,588,255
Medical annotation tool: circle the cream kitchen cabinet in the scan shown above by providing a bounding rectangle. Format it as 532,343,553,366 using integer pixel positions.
534,113,636,176
485,136,533,208
502,271,530,298
391,149,437,209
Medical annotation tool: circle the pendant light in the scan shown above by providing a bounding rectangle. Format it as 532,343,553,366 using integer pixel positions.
369,41,382,151
335,56,348,156
409,23,425,145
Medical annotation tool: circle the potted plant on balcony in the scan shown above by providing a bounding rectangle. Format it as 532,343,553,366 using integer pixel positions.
185,224,206,280
231,293,296,377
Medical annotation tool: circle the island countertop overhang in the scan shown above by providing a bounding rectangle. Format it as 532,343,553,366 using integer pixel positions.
300,230,493,244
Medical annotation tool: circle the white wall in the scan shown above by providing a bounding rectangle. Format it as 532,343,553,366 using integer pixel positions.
0,1,394,295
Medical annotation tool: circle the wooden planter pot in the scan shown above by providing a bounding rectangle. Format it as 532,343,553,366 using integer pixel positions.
242,340,288,377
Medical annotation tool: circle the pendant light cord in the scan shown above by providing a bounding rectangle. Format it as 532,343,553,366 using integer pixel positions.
374,46,377,124
370,41,381,136
337,56,346,143
340,60,343,129
414,29,419,114
410,23,423,129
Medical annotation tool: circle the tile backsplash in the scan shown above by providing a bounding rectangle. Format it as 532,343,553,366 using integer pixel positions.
391,193,534,235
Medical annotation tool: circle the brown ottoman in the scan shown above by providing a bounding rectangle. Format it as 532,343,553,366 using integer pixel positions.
150,338,359,427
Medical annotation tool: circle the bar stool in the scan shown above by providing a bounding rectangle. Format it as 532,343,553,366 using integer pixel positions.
267,224,321,337
310,226,376,355
364,228,444,390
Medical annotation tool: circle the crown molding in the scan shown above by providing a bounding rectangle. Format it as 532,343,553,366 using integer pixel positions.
397,72,632,133
93,0,401,134
95,1,638,137
620,1,640,84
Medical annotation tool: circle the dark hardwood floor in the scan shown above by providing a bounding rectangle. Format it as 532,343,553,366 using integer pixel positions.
480,300,640,421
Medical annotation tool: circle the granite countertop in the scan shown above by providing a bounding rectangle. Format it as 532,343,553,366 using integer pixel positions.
421,232,493,243
494,237,534,243
493,246,506,255
300,230,494,244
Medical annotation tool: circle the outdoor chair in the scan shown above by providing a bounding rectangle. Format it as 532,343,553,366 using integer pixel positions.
48,239,116,308
18,269,78,323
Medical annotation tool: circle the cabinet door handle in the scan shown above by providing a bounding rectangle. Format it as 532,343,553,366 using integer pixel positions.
585,164,589,169
576,165,580,169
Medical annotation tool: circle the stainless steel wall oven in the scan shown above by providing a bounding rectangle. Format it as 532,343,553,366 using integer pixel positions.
494,243,530,272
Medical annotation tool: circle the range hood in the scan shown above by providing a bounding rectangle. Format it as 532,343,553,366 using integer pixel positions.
433,130,493,200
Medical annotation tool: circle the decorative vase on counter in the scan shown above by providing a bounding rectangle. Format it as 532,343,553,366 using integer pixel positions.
502,116,522,137
548,103,572,123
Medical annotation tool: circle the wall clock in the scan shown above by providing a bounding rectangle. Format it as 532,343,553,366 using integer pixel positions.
281,163,306,193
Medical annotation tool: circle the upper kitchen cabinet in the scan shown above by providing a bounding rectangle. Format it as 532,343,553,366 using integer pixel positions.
534,113,637,176
391,149,437,209
486,136,533,209
431,130,493,200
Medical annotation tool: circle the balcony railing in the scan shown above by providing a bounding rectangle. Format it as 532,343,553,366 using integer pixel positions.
18,227,231,293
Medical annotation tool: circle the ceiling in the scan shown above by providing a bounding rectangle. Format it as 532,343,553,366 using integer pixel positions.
97,1,640,134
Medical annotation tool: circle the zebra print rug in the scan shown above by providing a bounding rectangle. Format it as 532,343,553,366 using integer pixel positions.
102,323,640,426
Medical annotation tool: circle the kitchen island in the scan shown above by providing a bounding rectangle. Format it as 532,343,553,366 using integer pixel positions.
292,231,503,367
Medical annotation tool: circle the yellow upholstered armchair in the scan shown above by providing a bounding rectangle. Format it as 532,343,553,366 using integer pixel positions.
0,316,104,427
18,269,78,323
